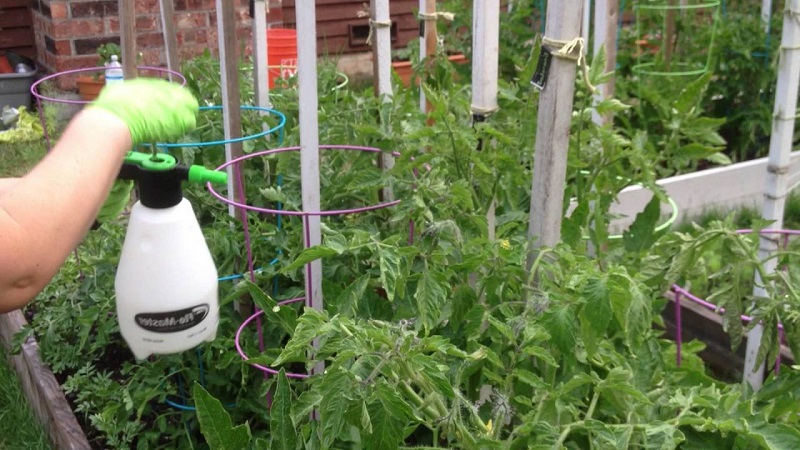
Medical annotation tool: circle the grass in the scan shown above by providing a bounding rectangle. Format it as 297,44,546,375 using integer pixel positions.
0,348,51,449
673,191,800,233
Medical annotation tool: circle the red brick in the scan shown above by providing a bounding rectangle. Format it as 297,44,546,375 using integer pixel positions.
136,15,159,31
52,19,105,39
50,2,69,19
55,54,99,71
267,7,283,24
137,48,164,66
106,17,119,33
176,11,208,29
175,0,215,10
53,39,71,55
134,0,159,12
176,30,194,45
136,33,164,48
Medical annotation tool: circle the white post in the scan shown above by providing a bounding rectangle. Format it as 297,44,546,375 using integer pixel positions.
419,0,437,113
471,0,499,119
296,0,324,376
371,0,395,201
252,0,271,111
527,0,585,266
215,0,245,219
762,0,773,31
471,0,500,240
744,1,800,391
582,0,591,48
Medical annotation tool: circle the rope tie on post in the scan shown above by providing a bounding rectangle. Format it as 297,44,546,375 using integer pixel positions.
366,19,392,46
418,11,455,21
541,36,597,93
470,105,499,117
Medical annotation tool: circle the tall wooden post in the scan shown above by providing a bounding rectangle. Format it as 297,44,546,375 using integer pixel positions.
215,0,245,220
119,0,137,79
371,0,395,201
527,0,585,267
592,0,618,126
744,1,800,391
295,0,324,377
158,0,180,81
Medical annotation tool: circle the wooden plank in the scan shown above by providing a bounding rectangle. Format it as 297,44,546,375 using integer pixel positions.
0,0,29,9
119,0,137,79
215,0,245,220
661,291,794,376
159,0,180,81
284,0,415,7
1,46,36,60
571,151,800,235
0,28,35,50
284,3,416,22
0,311,91,449
0,8,32,28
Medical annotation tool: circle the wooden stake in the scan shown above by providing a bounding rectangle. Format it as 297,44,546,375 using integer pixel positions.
664,0,677,71
296,0,324,377
420,0,437,114
158,0,180,81
119,0,137,79
252,0,271,112
215,0,245,218
592,0,618,126
372,0,395,201
526,0,585,267
744,0,800,391
471,0,500,240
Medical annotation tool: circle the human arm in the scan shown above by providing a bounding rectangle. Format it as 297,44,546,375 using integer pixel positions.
0,178,20,194
0,79,198,313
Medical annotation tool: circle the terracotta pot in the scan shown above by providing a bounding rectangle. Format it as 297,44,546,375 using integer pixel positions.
76,76,105,101
391,54,470,88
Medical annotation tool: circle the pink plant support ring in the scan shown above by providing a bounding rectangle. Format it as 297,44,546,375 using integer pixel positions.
207,145,402,216
235,297,310,379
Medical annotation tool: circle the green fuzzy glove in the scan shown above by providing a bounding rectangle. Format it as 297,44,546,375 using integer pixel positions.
94,180,134,227
91,78,199,144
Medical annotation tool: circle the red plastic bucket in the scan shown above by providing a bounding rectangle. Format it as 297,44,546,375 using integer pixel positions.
267,28,297,88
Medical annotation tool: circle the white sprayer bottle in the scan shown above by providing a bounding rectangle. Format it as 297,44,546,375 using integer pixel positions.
114,151,227,360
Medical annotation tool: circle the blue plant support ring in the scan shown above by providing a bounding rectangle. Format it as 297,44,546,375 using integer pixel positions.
139,105,287,151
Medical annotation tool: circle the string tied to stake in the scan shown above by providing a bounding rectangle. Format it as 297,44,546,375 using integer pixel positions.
418,11,455,22
541,36,597,93
366,19,392,46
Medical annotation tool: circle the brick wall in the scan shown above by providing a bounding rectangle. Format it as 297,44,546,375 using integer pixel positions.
31,0,261,89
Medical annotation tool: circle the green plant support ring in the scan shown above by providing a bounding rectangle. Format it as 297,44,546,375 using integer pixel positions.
581,191,680,241
633,0,722,78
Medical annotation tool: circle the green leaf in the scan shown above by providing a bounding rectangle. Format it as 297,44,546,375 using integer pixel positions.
335,274,370,316
544,305,577,355
319,368,359,448
291,390,322,427
193,382,252,450
581,275,614,336
379,246,405,302
270,370,298,450
281,245,341,273
623,195,662,252
415,269,448,332
674,72,710,114
747,422,800,450
324,233,349,254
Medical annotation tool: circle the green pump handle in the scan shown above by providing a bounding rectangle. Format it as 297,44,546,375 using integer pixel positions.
120,151,227,209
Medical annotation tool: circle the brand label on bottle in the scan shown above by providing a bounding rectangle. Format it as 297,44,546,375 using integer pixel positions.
134,304,210,333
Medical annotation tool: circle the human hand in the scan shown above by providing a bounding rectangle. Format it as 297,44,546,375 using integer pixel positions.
91,78,198,144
